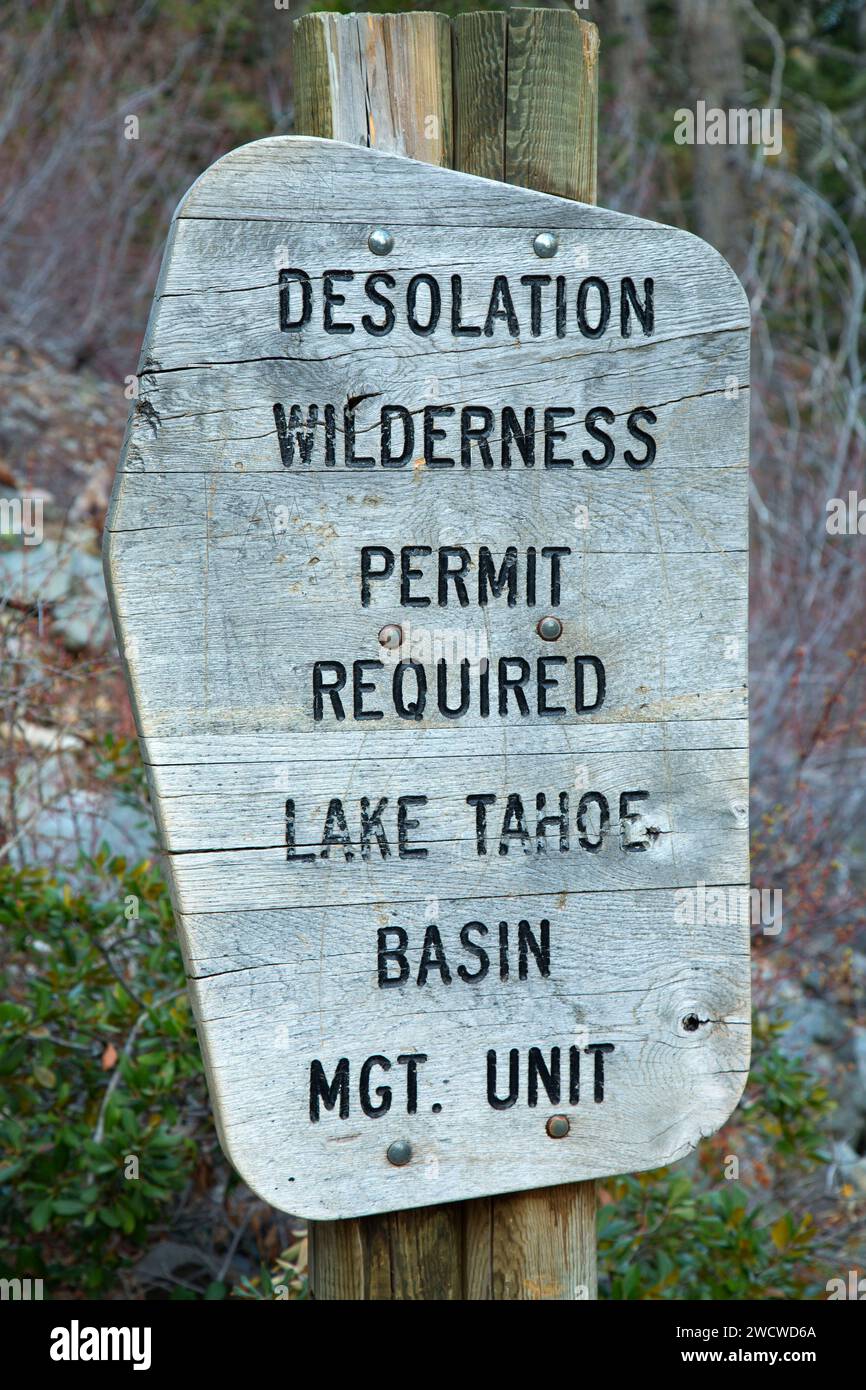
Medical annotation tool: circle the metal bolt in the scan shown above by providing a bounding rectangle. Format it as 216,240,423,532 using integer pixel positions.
537,615,563,641
387,1139,413,1167
546,1115,570,1139
378,623,403,650
533,231,559,259
368,227,394,256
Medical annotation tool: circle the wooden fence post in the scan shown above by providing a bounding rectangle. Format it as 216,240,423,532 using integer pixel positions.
293,7,600,1302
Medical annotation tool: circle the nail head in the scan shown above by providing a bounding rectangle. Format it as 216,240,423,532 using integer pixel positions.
378,623,403,649
546,1114,570,1139
533,231,559,259
369,227,394,255
537,615,563,641
387,1139,413,1167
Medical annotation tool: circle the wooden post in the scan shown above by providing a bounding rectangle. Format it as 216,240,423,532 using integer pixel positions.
293,8,600,1302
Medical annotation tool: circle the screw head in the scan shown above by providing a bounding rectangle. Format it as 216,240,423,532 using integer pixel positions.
387,1139,413,1167
537,615,563,641
378,623,403,650
546,1114,570,1139
368,227,394,256
533,231,559,259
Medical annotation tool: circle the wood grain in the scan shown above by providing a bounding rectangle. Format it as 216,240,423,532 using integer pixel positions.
104,138,750,1239
294,12,452,166
505,10,598,204
453,12,507,182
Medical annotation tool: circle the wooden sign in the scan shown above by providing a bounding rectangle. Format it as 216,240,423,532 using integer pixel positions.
105,137,751,1220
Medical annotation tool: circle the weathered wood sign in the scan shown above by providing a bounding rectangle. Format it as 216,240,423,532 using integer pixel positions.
105,137,751,1220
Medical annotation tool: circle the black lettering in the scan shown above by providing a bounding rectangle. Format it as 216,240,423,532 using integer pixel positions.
620,276,654,337
309,1057,349,1121
398,794,428,857
273,402,317,467
437,547,471,606
575,655,606,713
279,269,312,331
285,798,315,862
538,655,567,715
487,1048,519,1109
518,919,551,978
536,792,569,852
541,545,570,604
362,272,396,335
586,1042,615,1101
467,793,496,854
323,270,354,334
381,406,414,468
577,790,609,851
361,796,391,859
400,545,432,606
353,660,383,720
321,797,353,861
424,406,455,468
544,407,575,468
577,276,611,338
501,407,535,468
619,789,651,851
397,1053,428,1114
417,924,452,985
498,656,531,716
377,927,409,987
499,792,531,855
484,275,520,336
520,274,551,335
345,409,375,469
582,406,616,469
458,922,490,982
313,661,346,721
451,274,482,336
406,274,441,335
528,1046,560,1106
359,1055,392,1117
625,408,657,469
360,546,394,606
393,661,427,720
460,407,495,468
437,658,470,718
479,546,518,605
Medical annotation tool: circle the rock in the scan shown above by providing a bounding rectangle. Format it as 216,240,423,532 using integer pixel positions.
1,750,155,874
0,536,112,650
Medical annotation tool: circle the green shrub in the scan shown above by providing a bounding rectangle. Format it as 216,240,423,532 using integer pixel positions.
0,854,203,1295
598,1014,832,1299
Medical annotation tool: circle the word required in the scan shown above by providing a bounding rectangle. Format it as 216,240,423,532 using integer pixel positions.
311,654,606,723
